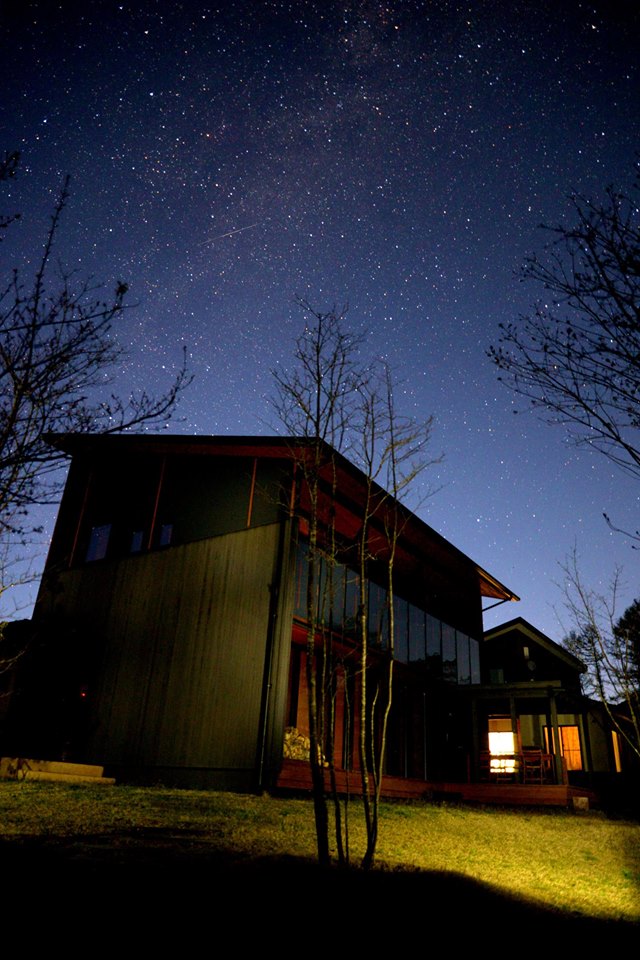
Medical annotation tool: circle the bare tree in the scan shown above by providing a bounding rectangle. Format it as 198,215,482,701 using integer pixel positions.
0,156,191,546
561,552,640,764
489,174,640,481
0,153,191,699
354,367,436,869
490,168,640,764
272,299,364,867
273,301,437,869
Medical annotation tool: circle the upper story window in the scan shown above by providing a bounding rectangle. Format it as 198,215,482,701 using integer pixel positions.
130,530,144,553
66,453,286,570
86,524,111,562
293,540,479,685
159,523,173,547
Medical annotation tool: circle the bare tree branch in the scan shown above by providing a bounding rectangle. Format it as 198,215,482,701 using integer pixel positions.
0,152,20,240
489,173,640,481
0,156,192,542
272,301,439,869
561,550,640,763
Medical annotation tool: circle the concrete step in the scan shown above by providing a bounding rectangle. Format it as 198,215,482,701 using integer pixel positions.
16,759,106,778
16,769,116,786
0,757,115,785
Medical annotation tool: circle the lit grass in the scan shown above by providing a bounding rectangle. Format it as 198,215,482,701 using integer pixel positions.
375,802,640,921
0,782,638,922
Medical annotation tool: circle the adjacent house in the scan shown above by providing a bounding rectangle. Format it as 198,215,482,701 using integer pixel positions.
2,433,626,804
479,620,616,780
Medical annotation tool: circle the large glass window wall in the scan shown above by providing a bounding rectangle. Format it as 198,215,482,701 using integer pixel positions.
293,542,480,686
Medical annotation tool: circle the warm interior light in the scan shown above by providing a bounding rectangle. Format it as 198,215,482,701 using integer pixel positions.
489,723,516,773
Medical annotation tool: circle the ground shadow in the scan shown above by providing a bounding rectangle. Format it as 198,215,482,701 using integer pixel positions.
1,829,637,944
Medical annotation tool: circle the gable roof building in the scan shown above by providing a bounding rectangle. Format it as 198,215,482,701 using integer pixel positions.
480,618,635,793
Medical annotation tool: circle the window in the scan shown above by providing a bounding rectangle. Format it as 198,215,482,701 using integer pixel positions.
441,623,457,682
130,530,144,553
489,716,516,774
456,631,471,684
368,580,388,647
86,524,111,562
426,615,441,677
560,726,582,770
408,605,425,662
343,568,360,635
329,562,346,630
294,541,309,617
393,596,409,663
469,637,481,683
291,540,475,686
544,725,583,771
159,523,173,547
612,730,623,773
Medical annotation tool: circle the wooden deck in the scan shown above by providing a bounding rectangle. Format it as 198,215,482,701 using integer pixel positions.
276,759,597,808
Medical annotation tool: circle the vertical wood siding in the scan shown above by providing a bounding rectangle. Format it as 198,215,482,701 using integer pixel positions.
45,523,287,777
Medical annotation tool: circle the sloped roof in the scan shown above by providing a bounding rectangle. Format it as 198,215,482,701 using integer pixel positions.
47,432,519,603
484,617,585,672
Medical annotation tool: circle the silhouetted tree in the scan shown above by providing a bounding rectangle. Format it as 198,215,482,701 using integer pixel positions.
0,153,191,545
489,172,640,483
272,300,364,866
273,300,436,868
0,152,190,689
614,599,640,694
352,367,436,869
562,553,640,763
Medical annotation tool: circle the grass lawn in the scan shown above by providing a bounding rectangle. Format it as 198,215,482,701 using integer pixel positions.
1,782,638,935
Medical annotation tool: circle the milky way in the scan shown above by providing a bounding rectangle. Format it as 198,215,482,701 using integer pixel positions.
2,1,639,636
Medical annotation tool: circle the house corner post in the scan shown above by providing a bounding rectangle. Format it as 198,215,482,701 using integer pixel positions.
256,516,296,792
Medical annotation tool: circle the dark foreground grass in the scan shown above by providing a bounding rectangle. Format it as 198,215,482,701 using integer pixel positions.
1,782,638,940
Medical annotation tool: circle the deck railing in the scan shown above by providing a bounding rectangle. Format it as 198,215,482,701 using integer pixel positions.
479,750,555,784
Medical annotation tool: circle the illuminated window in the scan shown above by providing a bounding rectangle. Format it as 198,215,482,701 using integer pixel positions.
560,726,582,770
489,717,516,774
544,725,583,771
612,731,623,773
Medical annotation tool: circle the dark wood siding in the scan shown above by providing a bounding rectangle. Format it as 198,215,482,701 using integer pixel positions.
39,522,288,785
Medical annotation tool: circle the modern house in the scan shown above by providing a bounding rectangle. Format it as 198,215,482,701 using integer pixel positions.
2,433,625,804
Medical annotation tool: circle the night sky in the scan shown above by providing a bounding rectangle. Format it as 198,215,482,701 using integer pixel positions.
2,0,639,640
